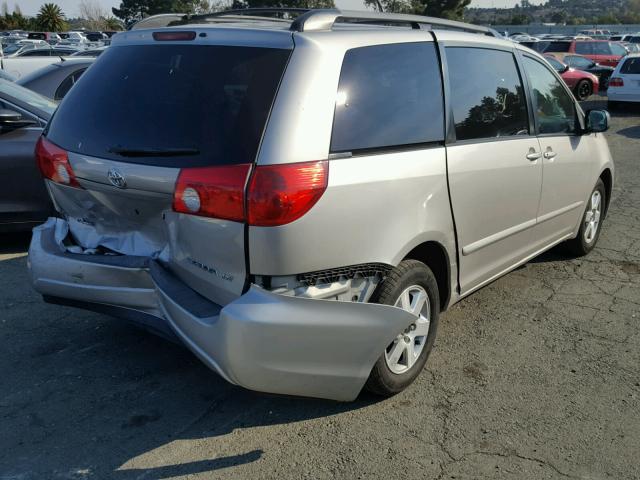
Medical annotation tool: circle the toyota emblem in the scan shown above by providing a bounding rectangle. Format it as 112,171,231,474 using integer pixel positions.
107,168,126,189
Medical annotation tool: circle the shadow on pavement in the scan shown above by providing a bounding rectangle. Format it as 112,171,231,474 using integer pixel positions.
0,231,32,255
0,254,381,479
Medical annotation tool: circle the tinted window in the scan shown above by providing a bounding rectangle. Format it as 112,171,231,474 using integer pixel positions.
447,47,529,141
54,68,87,101
545,56,565,72
610,43,627,56
330,42,444,153
20,49,50,57
566,55,593,69
575,42,593,55
630,36,640,43
523,57,576,135
545,41,571,53
47,45,290,167
621,57,640,74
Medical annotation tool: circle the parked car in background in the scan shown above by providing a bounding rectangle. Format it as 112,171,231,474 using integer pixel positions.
609,34,634,42
29,12,613,402
549,53,615,90
544,55,600,99
545,40,627,67
579,29,611,39
57,31,88,47
0,78,55,231
16,59,93,101
2,40,49,57
27,32,61,44
70,46,108,57
84,32,107,42
1,54,71,79
13,46,79,57
519,40,549,53
608,53,640,107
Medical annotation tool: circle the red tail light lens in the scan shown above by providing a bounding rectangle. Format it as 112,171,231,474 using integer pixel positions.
247,160,328,227
173,164,251,221
35,136,82,188
609,77,624,87
152,31,196,41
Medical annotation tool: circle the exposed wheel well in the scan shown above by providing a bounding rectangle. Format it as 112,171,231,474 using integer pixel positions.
404,242,451,311
600,168,613,216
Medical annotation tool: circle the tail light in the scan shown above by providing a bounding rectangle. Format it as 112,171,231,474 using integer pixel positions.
173,160,329,226
152,31,196,41
609,77,624,87
35,136,82,188
173,164,251,222
247,160,328,226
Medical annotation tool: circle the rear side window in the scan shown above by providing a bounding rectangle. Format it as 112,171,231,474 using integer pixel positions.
54,68,87,101
330,42,444,153
610,43,627,56
46,45,291,167
575,42,594,55
621,57,640,74
447,47,529,141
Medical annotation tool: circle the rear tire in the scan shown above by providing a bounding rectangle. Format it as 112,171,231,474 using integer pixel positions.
365,260,440,397
565,179,606,257
575,79,593,101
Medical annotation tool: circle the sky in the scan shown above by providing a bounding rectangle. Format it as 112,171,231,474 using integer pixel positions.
9,0,532,18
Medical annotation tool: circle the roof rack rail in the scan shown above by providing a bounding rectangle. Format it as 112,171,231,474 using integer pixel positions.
170,8,498,38
290,9,498,36
173,8,311,26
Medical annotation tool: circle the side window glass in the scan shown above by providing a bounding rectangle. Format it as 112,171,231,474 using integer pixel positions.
447,47,529,141
523,57,577,135
330,42,444,153
575,42,592,55
593,42,610,55
609,43,626,56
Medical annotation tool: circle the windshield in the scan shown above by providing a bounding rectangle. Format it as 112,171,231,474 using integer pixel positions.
47,44,291,167
0,78,57,115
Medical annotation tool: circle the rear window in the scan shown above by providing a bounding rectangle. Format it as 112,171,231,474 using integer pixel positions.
330,42,444,153
46,44,291,167
621,57,640,74
545,41,571,53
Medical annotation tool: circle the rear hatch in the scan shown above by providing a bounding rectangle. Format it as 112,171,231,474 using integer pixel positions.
41,31,292,305
617,56,640,93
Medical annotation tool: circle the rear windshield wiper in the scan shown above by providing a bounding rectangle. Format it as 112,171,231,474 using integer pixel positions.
108,146,200,157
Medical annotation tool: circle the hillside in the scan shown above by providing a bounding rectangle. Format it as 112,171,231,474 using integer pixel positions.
465,0,640,25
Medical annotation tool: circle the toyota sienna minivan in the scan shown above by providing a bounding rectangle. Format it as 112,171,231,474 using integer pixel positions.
29,9,614,401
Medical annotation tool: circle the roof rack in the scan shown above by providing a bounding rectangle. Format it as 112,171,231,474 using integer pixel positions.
291,9,498,36
172,8,498,37
172,8,310,26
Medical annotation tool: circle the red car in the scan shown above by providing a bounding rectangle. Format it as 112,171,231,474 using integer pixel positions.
544,55,600,100
545,40,627,67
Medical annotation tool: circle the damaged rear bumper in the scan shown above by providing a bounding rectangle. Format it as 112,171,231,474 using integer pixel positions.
28,218,416,401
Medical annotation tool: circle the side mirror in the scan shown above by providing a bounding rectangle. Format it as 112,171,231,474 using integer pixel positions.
585,109,610,133
0,108,37,130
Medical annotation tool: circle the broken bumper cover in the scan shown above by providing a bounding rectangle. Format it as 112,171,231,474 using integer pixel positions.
29,218,416,401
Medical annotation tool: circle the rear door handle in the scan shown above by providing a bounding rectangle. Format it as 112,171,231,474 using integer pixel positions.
543,150,557,159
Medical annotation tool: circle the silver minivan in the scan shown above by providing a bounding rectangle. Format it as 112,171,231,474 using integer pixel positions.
29,9,614,401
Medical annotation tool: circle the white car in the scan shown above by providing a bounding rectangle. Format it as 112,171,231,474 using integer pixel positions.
608,53,640,106
0,55,68,79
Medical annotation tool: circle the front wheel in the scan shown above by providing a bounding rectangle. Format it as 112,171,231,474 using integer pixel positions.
565,179,606,256
575,79,593,101
365,260,440,397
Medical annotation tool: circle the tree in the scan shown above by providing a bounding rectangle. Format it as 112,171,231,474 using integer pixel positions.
36,3,67,31
364,0,470,20
104,16,125,30
112,0,201,25
79,0,107,30
232,0,335,7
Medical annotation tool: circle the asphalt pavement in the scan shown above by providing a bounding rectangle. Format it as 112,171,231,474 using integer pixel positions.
1,98,639,479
